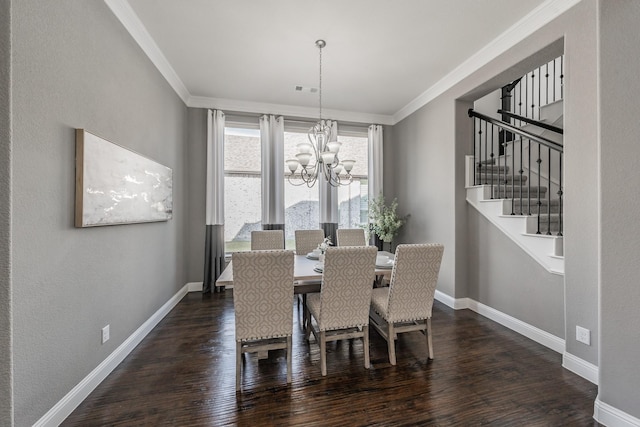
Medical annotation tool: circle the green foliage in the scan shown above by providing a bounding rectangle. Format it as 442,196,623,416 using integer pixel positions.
368,195,408,243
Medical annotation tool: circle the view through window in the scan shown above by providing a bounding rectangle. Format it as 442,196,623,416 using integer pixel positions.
283,131,319,249
283,131,369,249
224,127,261,253
336,134,369,229
224,123,369,254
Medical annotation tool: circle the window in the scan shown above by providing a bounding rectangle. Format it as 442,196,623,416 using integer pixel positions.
283,131,319,250
337,134,369,229
224,127,261,253
223,120,370,253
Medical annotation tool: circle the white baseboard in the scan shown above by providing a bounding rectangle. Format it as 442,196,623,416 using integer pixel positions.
34,283,192,427
466,299,566,354
436,290,565,353
563,352,598,384
436,291,602,386
435,290,470,310
595,396,640,427
187,281,203,292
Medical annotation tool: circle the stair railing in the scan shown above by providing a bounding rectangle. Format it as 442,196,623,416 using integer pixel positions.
468,109,563,236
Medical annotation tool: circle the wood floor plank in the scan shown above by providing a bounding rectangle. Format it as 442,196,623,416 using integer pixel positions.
62,291,600,426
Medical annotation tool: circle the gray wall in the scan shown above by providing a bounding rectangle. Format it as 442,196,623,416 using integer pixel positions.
1,0,14,425
466,210,565,337
186,108,207,282
598,1,640,419
388,0,599,364
10,1,188,425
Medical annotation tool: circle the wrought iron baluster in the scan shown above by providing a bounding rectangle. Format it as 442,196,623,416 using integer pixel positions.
484,121,488,184
511,130,516,215
553,59,556,101
518,137,524,214
473,117,477,186
490,123,495,198
560,56,564,100
545,63,549,105
531,71,536,120
558,152,563,236
536,144,542,234
547,147,552,235
538,65,542,120
528,139,531,215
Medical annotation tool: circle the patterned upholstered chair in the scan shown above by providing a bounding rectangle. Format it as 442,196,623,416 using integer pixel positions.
294,229,325,328
294,229,325,255
369,243,444,365
336,228,367,246
305,245,378,376
251,230,285,250
232,250,295,391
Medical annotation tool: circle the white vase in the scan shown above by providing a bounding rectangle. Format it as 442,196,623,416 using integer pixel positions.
319,253,325,263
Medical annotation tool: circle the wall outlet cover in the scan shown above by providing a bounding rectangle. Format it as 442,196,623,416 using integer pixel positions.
576,325,590,345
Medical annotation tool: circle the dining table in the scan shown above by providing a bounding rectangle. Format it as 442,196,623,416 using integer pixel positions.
215,250,395,292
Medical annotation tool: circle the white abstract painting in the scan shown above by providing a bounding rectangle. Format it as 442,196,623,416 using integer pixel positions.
75,129,173,227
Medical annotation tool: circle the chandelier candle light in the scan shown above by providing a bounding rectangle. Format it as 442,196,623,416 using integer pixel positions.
286,40,355,187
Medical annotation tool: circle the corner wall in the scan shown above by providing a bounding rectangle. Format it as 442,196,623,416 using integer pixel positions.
1,0,14,425
598,0,640,419
388,0,599,364
11,1,188,425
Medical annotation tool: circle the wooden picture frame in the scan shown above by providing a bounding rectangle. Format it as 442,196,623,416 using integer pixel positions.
75,129,173,227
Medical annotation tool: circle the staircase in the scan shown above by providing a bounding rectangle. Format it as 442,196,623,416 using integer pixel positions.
467,98,564,275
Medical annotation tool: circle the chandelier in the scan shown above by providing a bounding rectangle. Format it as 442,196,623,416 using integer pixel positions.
286,40,355,187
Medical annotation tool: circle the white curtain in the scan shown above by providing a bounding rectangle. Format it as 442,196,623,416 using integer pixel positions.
319,120,339,244
368,124,384,201
206,110,225,225
260,115,285,228
203,109,226,293
319,120,339,223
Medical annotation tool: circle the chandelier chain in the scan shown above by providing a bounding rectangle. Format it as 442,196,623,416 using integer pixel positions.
285,39,354,188
318,41,323,121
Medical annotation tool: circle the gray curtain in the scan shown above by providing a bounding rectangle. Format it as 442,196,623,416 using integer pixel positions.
263,224,284,231
203,109,226,294
203,225,225,293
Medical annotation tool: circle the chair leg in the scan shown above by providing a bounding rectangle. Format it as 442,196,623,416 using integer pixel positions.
286,336,292,384
387,323,396,365
320,330,327,376
304,307,312,340
302,294,308,331
236,341,242,392
363,325,370,369
426,318,434,359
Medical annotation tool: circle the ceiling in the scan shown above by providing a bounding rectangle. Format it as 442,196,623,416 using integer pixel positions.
107,0,573,125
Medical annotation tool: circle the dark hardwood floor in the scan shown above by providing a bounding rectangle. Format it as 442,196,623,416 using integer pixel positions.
63,291,600,426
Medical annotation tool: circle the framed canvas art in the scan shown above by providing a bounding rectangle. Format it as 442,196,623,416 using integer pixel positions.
75,129,173,227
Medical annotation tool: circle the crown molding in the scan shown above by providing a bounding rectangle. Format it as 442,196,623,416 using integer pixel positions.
104,0,190,103
107,0,580,127
187,96,395,126
392,0,582,124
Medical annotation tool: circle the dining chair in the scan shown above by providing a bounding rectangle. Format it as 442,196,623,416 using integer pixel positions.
336,228,367,246
369,243,444,365
293,229,325,329
251,229,285,250
294,229,325,255
305,245,378,376
232,250,295,392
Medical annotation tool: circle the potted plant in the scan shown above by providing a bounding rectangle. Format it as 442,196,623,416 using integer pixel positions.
368,195,409,252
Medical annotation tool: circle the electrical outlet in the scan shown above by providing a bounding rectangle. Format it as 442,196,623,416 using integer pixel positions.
102,325,110,344
576,325,590,345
